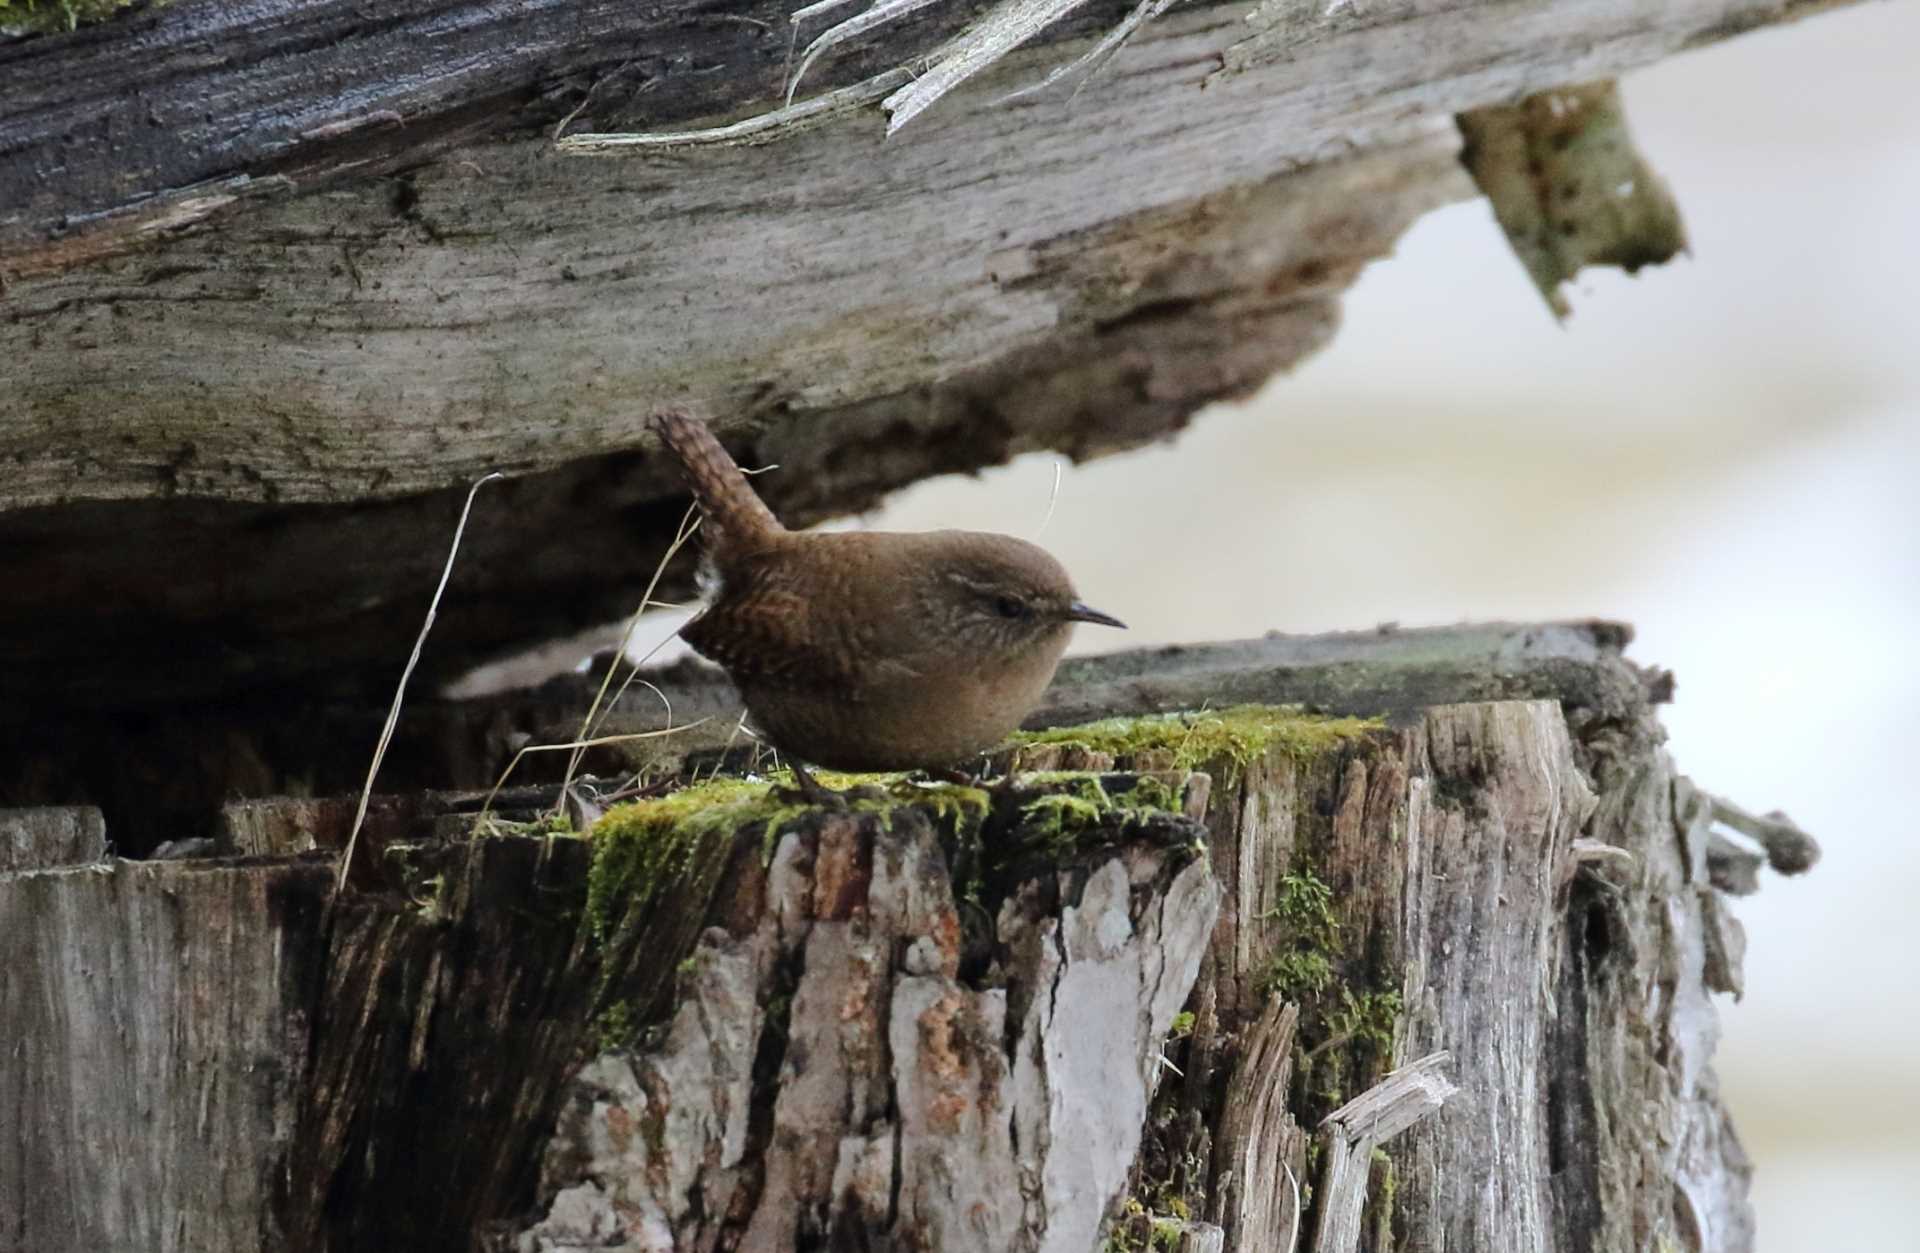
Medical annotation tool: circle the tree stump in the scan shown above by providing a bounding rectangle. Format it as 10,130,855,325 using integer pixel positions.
0,624,1811,1251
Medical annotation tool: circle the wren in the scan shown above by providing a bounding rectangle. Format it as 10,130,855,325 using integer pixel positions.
648,411,1125,773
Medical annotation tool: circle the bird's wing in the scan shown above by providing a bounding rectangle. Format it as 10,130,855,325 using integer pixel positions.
681,553,919,691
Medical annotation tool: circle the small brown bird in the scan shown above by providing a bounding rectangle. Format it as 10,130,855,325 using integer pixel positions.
649,411,1125,774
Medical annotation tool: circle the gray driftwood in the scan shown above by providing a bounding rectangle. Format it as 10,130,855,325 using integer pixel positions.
0,0,1859,710
0,625,1810,1250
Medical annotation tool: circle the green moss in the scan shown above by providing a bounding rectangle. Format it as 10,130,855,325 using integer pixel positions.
1012,771,1190,851
1258,871,1340,1002
1371,1150,1399,1250
585,767,1165,952
1259,869,1401,1112
1012,704,1379,782
893,779,993,831
1120,771,1185,814
584,777,782,946
584,762,1199,1049
583,776,831,1048
469,810,579,842
1102,1197,1190,1252
593,1000,641,1052
1328,985,1402,1055
0,0,161,35
774,769,993,842
1018,776,1113,841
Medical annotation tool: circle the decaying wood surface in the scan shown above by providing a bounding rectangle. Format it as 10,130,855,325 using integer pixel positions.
0,624,1813,1250
514,781,1219,1253
0,0,1856,709
0,804,103,871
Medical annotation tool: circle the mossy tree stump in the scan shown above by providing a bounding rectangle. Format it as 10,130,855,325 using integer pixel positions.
0,627,1800,1250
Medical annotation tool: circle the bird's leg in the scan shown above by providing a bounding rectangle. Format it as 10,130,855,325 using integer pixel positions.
924,745,1026,789
778,760,848,810
923,752,1026,804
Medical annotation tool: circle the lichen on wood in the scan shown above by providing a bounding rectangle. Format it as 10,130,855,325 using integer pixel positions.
1457,80,1689,318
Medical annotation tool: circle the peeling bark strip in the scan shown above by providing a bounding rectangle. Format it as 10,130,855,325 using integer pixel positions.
1308,1053,1457,1253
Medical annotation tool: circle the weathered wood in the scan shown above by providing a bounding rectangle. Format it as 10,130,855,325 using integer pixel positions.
0,0,1854,708
0,804,103,870
1103,690,1782,1251
1211,999,1308,1248
1310,1053,1456,1253
0,855,333,1252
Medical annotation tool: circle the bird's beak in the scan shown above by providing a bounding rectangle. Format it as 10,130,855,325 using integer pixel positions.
1065,601,1127,629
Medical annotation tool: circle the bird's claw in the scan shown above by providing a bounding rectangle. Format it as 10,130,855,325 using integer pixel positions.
776,762,849,810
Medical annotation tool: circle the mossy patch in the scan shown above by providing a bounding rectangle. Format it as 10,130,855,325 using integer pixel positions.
0,0,162,35
1103,1196,1190,1252
592,999,642,1053
582,768,1177,951
1370,1149,1399,1249
580,776,803,1045
581,765,1198,1046
474,811,577,841
1012,704,1379,782
997,771,1197,865
1259,868,1401,1114
1259,871,1339,1002
584,777,779,947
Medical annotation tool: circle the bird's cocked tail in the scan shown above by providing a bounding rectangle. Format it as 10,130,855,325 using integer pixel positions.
648,411,784,549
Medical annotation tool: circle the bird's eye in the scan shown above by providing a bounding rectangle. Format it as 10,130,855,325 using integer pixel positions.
994,595,1031,620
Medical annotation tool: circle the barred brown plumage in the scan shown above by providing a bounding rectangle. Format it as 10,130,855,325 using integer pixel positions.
646,411,1124,773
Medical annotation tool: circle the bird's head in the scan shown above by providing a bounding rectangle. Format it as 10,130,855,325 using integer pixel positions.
923,532,1125,660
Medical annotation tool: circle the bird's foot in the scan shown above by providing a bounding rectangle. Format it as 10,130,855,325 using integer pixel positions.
923,756,1024,799
774,761,849,811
